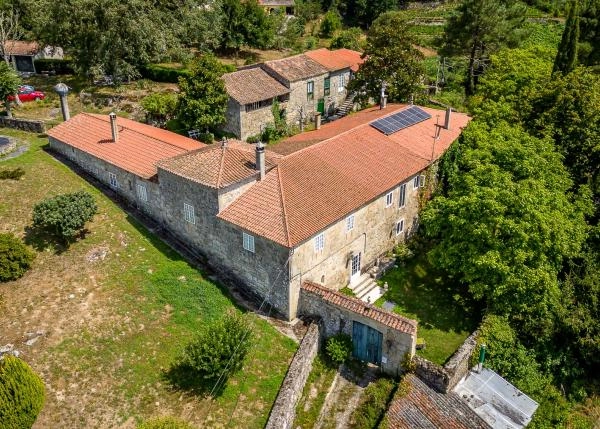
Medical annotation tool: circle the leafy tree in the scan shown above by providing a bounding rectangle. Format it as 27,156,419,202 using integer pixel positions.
440,0,526,95
0,233,34,282
32,191,98,242
141,92,178,125
579,0,600,67
169,311,252,393
422,121,589,337
176,54,228,132
319,9,342,38
553,0,580,74
219,0,275,51
0,355,45,429
349,12,424,104
330,27,364,50
0,60,21,117
337,0,398,28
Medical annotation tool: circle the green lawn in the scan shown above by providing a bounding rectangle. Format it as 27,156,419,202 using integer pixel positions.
375,252,480,365
0,130,297,428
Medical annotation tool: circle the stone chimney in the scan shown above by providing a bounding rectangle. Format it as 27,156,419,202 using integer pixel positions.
380,84,387,110
109,112,118,143
315,112,321,130
444,107,452,130
53,83,70,121
255,141,265,181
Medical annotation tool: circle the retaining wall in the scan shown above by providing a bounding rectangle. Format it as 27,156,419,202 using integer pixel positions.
0,117,46,133
265,322,320,429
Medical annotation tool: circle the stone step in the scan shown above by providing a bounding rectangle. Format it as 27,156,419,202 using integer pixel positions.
350,276,374,296
359,285,385,304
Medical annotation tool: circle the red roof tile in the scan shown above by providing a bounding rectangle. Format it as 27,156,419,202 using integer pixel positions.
305,48,364,72
47,113,203,179
223,67,290,105
4,40,39,56
263,54,329,82
157,140,282,189
218,105,470,247
301,281,417,334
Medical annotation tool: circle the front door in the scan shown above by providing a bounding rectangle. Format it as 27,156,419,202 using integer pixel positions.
350,252,361,285
317,98,325,114
352,321,383,365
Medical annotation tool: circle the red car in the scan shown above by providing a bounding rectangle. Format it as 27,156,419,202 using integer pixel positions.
8,86,45,102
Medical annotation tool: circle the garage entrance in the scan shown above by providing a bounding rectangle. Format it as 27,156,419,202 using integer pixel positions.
352,321,383,365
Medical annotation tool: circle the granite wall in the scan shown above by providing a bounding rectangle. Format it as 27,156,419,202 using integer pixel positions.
0,117,46,133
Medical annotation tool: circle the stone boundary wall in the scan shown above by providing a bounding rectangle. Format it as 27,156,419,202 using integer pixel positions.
265,322,320,429
414,330,478,393
0,117,46,133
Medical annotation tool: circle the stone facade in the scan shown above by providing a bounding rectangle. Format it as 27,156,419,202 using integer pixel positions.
0,117,46,133
284,73,329,126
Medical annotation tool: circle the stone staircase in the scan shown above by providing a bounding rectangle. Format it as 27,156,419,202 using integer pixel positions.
328,93,356,121
349,274,385,303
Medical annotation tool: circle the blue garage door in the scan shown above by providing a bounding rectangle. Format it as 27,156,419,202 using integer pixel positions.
352,321,383,365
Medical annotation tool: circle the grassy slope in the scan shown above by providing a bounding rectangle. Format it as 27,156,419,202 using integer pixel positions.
0,130,296,428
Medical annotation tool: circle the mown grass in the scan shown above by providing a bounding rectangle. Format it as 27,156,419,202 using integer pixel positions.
376,252,480,365
294,354,337,428
0,129,297,427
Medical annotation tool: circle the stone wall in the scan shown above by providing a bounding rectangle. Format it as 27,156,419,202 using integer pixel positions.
239,103,275,141
414,330,479,393
0,117,46,133
285,74,328,125
265,322,320,429
299,287,416,375
222,98,241,138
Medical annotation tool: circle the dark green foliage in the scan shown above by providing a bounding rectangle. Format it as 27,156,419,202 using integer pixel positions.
0,355,45,429
139,65,191,83
0,61,21,117
0,233,34,282
220,0,276,51
553,0,580,74
325,333,352,365
168,311,253,394
197,132,215,144
176,54,228,132
0,167,25,180
32,59,75,75
578,0,600,67
350,377,396,429
140,92,178,121
32,191,97,242
137,416,193,429
320,10,342,38
349,12,425,104
337,0,399,28
330,27,364,50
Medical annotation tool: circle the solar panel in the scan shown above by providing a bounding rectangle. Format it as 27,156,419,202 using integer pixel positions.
370,106,432,135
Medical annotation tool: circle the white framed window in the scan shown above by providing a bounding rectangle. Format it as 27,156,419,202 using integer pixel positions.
136,183,148,202
243,232,255,253
413,175,420,190
396,219,405,236
346,214,355,232
338,74,346,92
108,172,118,189
183,202,195,224
314,233,324,252
420,174,426,188
385,191,393,207
398,183,406,208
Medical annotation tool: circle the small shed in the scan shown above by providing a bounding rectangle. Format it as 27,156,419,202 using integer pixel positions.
2,40,64,75
257,0,294,15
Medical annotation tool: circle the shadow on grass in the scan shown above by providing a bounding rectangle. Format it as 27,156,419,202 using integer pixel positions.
162,363,228,398
23,225,90,255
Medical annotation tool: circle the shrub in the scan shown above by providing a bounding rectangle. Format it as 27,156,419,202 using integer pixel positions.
351,377,396,429
330,27,364,50
326,333,353,365
0,233,34,282
320,10,342,38
169,311,253,393
33,58,75,75
0,167,25,180
0,355,45,429
138,416,193,429
139,64,191,83
32,191,97,241
140,93,178,119
197,132,214,144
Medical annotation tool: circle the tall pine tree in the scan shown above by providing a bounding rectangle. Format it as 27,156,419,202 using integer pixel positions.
553,0,580,74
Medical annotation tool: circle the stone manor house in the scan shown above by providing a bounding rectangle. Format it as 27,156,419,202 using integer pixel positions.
47,103,469,373
222,48,363,140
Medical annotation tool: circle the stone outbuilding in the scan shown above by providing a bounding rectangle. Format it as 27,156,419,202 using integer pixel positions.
2,40,63,75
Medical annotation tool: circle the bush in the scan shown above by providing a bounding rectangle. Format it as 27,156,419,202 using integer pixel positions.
351,377,396,429
138,416,193,429
330,27,364,50
169,311,253,393
140,93,178,119
326,333,353,365
33,58,75,75
197,132,214,144
140,64,191,83
0,355,45,429
320,10,342,38
32,191,97,242
0,233,34,282
0,167,25,180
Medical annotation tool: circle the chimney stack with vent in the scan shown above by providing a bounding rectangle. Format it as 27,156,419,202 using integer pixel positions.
109,112,118,143
315,112,321,130
54,83,70,121
444,107,452,130
255,141,265,180
380,84,387,110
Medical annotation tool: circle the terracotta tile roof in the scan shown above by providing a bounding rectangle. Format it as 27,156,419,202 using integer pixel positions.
301,281,417,334
258,0,294,5
386,374,491,429
218,105,470,247
3,40,39,56
47,113,203,179
263,54,329,83
305,48,364,73
157,140,282,189
223,67,290,105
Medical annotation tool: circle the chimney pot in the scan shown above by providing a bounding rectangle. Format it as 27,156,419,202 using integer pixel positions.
255,141,265,180
221,137,228,148
444,107,452,130
109,112,118,142
315,112,321,130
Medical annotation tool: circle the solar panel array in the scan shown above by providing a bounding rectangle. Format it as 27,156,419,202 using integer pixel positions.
370,106,432,135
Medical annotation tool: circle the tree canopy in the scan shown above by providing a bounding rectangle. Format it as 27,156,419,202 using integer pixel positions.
0,60,20,117
553,0,580,74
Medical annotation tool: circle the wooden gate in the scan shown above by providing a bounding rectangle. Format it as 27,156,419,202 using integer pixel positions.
352,321,383,365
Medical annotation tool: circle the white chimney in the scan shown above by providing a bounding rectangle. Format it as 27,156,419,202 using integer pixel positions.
380,84,387,109
444,107,452,130
255,141,265,180
109,112,118,142
315,112,321,130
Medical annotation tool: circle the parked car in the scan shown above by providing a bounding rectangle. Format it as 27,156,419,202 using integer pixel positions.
8,86,45,102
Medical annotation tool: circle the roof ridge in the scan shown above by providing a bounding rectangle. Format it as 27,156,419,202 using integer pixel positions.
216,146,226,188
277,166,292,247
